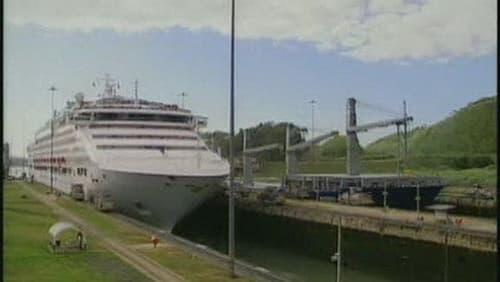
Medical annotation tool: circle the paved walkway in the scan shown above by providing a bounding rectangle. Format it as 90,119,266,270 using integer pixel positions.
287,199,497,234
21,183,184,282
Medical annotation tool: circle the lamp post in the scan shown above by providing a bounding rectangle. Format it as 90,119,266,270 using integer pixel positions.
444,224,449,282
331,216,342,282
22,115,25,179
415,181,421,216
383,180,388,212
228,0,236,277
49,86,57,193
309,99,317,162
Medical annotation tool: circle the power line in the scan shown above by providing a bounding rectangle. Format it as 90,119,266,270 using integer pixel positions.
356,100,403,117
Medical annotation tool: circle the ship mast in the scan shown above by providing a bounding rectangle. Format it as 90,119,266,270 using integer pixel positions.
134,79,139,106
96,73,119,98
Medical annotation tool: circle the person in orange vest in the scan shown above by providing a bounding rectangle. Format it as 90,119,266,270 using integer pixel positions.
151,235,159,248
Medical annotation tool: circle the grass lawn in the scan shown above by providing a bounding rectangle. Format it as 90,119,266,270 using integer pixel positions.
28,182,251,282
3,182,150,282
417,167,497,189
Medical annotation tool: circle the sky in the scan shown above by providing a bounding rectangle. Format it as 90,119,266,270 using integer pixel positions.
3,0,497,157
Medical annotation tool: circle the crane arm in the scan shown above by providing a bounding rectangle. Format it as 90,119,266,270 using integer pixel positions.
287,131,339,152
347,117,412,133
243,143,281,155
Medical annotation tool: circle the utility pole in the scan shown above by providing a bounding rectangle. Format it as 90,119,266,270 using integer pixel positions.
415,181,421,216
396,124,401,185
49,86,57,193
196,120,201,169
444,225,449,282
228,0,236,277
309,99,317,162
331,217,342,282
383,180,388,212
179,92,188,108
243,129,248,186
403,100,408,165
22,115,25,178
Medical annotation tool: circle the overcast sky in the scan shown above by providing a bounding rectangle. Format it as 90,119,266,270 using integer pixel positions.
3,0,497,156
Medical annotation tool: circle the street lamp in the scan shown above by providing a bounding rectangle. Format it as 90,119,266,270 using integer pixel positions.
228,0,236,277
330,217,342,282
49,86,58,193
309,99,317,162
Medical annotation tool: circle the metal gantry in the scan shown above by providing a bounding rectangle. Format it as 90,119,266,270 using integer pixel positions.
242,129,281,187
309,99,318,161
346,98,413,176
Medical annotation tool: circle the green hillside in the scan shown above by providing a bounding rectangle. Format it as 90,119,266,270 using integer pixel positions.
366,96,497,165
202,122,307,161
319,135,347,159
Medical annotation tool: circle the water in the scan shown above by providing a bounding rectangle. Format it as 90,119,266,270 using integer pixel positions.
171,195,496,282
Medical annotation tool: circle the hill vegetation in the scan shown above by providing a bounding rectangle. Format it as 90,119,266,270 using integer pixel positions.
202,122,307,161
319,135,347,160
367,96,496,155
365,96,497,169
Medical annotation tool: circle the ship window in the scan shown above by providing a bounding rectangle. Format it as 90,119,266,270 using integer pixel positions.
92,134,197,140
95,113,120,120
89,124,192,130
93,112,191,123
74,112,91,120
96,145,207,151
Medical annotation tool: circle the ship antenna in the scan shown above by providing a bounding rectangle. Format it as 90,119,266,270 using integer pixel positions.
96,73,118,98
134,79,139,105
178,92,188,108
105,73,112,97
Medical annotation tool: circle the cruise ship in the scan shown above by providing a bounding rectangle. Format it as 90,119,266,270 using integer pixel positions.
27,75,229,229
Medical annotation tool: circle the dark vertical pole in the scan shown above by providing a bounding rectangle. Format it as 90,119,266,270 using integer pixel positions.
51,92,54,192
228,0,236,277
336,217,342,282
396,124,401,185
310,99,315,162
49,86,57,193
444,227,449,282
403,100,408,164
22,116,25,178
346,98,359,175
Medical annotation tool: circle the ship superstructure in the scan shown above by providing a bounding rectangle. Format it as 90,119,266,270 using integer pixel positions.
27,75,229,228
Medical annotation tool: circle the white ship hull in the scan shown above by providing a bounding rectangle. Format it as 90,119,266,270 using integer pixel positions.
100,169,226,229
32,168,226,229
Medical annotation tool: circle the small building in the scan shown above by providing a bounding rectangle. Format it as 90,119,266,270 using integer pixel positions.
425,204,455,223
